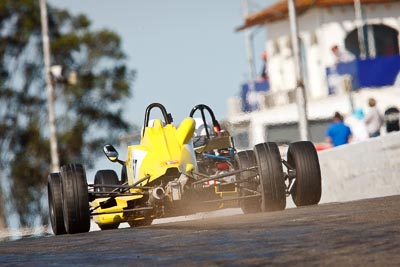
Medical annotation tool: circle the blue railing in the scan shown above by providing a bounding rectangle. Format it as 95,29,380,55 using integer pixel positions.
327,55,400,94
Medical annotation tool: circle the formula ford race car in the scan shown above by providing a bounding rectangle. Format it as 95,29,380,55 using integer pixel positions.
47,103,322,235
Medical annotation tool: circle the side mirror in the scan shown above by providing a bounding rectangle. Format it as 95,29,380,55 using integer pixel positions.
103,144,119,162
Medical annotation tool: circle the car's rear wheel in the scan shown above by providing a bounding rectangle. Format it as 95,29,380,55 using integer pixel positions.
235,150,260,214
254,142,286,212
61,164,91,234
287,141,322,206
94,170,120,230
48,173,66,235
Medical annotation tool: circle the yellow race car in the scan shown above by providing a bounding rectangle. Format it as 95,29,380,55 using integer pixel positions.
47,103,322,235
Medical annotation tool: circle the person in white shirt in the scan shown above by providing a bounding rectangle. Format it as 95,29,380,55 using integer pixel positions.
364,98,384,137
331,45,355,64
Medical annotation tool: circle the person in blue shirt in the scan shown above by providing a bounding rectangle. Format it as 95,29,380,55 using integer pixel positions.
325,111,352,147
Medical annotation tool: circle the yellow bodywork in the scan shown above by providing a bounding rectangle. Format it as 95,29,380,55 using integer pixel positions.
92,196,139,225
127,117,196,185
92,117,196,225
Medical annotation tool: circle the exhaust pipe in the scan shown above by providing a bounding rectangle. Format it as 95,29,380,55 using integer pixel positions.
150,186,166,202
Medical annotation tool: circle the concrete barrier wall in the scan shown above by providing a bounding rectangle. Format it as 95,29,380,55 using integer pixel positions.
318,131,400,203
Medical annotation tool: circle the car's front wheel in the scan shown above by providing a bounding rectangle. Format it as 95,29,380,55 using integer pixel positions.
61,164,91,234
48,172,66,235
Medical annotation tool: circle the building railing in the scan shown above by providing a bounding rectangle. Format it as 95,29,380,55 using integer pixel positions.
326,55,400,94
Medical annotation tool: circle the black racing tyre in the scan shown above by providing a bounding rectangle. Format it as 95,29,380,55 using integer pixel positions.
254,142,286,212
94,170,119,192
120,166,128,185
48,173,67,235
94,170,120,230
61,164,91,234
235,150,260,214
287,141,322,206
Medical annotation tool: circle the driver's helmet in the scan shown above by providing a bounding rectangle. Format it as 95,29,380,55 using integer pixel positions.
193,118,213,137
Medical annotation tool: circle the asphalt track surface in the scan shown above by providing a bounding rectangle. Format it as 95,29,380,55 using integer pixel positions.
0,195,399,266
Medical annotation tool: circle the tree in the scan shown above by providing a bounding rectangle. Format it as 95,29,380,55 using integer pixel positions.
0,0,135,227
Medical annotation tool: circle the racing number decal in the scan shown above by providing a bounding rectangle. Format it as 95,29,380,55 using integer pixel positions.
132,149,147,180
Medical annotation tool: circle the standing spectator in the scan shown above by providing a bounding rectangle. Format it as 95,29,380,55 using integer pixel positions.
325,111,352,147
258,51,268,81
331,45,355,64
328,45,355,95
364,98,384,137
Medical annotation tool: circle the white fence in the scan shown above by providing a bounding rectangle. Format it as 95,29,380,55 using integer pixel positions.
318,131,400,203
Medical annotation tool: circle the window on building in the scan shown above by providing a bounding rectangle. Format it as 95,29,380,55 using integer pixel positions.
233,131,250,150
345,24,399,58
265,119,331,144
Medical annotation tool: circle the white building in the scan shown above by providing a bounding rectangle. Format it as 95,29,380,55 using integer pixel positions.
226,0,400,149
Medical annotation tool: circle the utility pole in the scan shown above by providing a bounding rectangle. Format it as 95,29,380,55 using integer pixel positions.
288,0,310,141
354,0,367,59
242,0,257,81
39,0,60,172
